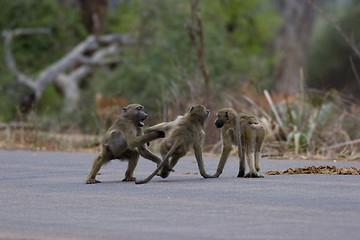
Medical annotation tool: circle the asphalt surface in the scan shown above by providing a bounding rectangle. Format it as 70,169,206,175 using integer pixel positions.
1,150,360,240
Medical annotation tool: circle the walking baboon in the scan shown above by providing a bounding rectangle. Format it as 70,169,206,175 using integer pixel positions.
135,105,214,184
213,108,265,178
86,104,164,184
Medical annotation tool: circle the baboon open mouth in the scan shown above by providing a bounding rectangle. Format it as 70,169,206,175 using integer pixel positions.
138,118,147,127
138,116,148,127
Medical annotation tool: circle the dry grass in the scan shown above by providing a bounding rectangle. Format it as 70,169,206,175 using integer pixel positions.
1,86,360,161
222,85,360,160
0,123,100,152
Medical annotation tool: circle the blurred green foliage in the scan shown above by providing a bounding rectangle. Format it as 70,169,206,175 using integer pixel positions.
307,0,360,95
88,0,280,121
9,0,360,136
0,0,358,157
0,0,86,122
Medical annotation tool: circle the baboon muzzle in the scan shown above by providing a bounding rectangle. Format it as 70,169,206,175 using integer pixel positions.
214,120,223,128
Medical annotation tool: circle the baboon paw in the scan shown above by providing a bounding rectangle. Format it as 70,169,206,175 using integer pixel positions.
209,175,219,178
86,179,101,184
159,171,170,178
200,173,214,178
211,172,222,178
237,171,245,178
122,177,136,182
244,172,264,178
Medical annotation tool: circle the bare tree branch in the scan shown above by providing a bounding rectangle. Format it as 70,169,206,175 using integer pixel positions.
2,28,52,91
75,55,122,66
185,0,211,104
2,28,51,37
2,28,133,112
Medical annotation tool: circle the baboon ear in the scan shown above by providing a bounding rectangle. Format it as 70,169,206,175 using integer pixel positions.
122,107,127,116
190,106,194,112
225,111,229,120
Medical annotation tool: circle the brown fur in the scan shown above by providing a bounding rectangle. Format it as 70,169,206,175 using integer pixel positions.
135,105,215,184
86,104,164,184
214,108,265,178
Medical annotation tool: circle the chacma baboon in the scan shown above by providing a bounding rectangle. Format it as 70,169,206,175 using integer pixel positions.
213,108,265,178
135,105,215,184
86,104,164,184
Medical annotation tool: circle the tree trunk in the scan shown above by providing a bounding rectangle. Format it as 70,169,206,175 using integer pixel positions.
271,0,315,95
186,0,211,105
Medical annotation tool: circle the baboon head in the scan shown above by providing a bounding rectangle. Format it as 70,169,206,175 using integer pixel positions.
214,108,237,128
122,104,148,127
188,105,210,122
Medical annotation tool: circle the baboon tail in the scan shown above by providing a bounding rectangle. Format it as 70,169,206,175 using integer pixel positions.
236,115,242,158
135,141,181,184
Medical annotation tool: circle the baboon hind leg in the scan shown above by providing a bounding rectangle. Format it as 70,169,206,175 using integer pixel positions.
255,151,261,172
245,149,263,178
123,152,139,182
255,134,264,172
159,152,185,178
169,152,185,169
135,141,181,184
86,146,110,184
159,158,171,178
237,147,246,177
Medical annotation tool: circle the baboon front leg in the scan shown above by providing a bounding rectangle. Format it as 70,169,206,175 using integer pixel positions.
138,145,161,165
237,147,246,177
86,147,109,184
194,145,215,178
213,146,232,177
128,131,165,149
123,153,139,182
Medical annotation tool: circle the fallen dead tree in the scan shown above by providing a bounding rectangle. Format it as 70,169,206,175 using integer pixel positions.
2,28,135,112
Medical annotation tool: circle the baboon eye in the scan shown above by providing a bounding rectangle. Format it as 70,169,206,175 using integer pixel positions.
137,107,142,110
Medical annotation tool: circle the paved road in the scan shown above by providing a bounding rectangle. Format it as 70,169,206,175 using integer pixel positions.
1,150,360,240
